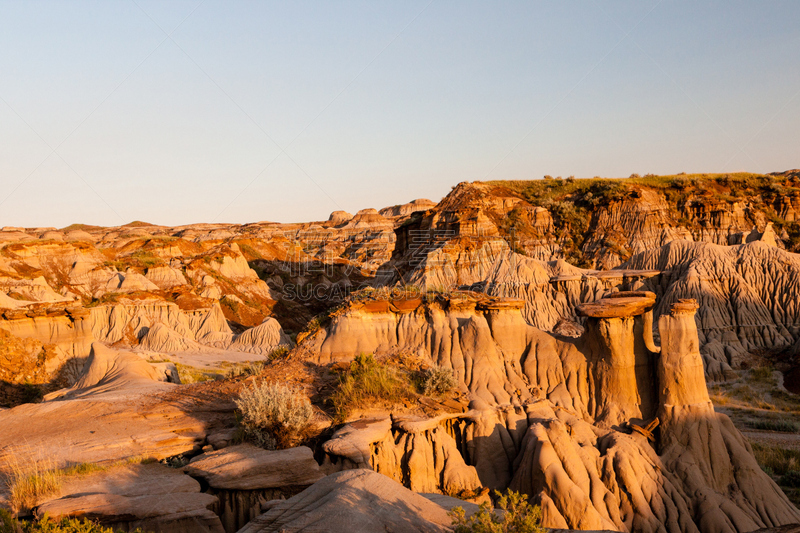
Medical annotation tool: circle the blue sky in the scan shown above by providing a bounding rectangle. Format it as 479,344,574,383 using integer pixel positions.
1,1,798,228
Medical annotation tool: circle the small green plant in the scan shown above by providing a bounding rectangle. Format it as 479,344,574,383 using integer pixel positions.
421,366,457,396
449,489,545,533
268,345,289,361
0,509,147,532
235,382,313,449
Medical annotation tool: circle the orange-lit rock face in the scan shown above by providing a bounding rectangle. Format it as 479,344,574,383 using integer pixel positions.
309,291,800,533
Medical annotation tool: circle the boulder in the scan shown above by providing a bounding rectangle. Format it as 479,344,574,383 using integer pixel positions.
184,445,324,491
237,469,452,533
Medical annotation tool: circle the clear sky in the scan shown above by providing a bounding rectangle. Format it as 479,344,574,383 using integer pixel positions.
1,1,798,228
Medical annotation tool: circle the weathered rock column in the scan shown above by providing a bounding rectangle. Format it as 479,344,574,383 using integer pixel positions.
577,291,657,427
656,299,713,434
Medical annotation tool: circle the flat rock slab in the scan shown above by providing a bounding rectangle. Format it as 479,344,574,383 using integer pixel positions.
36,463,224,533
576,292,656,318
184,444,324,490
237,469,451,533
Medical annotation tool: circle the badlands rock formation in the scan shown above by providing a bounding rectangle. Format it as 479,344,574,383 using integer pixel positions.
3,173,800,532
302,291,800,532
185,445,325,532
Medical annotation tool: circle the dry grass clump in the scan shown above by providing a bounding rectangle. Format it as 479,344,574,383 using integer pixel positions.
746,418,799,433
751,442,800,476
751,442,800,507
235,382,313,449
330,353,416,422
2,453,61,514
1,449,130,515
729,384,776,409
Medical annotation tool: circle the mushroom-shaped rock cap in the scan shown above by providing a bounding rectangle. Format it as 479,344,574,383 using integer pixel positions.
576,291,656,318
669,298,699,315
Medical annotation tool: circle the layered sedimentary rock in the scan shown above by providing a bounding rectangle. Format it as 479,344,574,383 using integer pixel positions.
304,292,800,533
44,343,173,401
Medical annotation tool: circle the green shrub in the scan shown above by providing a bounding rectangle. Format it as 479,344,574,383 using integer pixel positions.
330,354,416,422
0,510,147,532
421,366,457,396
449,489,545,533
235,382,313,449
749,366,776,385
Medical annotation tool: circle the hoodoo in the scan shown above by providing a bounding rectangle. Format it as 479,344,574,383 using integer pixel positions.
577,290,658,426
303,290,800,532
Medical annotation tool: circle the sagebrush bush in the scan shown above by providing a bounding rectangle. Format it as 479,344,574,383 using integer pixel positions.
235,382,313,449
449,489,545,533
330,354,416,421
421,366,457,396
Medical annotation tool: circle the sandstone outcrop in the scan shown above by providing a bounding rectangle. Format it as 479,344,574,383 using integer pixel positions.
322,415,482,496
36,463,225,533
0,345,234,472
230,318,292,354
379,199,436,218
185,445,324,491
185,445,325,532
238,469,452,533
